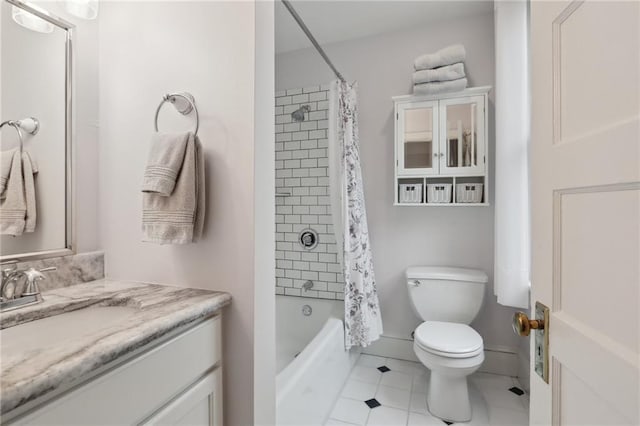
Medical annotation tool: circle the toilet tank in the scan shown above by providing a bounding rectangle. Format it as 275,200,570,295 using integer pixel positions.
406,266,488,324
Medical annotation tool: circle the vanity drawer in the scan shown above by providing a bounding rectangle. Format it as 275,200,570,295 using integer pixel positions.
11,316,221,425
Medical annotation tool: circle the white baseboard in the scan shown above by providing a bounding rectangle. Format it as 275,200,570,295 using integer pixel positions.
362,335,420,362
362,335,519,377
478,346,519,376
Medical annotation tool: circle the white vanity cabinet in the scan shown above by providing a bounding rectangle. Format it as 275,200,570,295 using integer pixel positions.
10,316,223,426
141,370,222,425
394,86,491,206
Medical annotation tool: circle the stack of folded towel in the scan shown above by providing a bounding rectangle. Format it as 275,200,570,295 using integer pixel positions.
413,44,467,95
141,132,205,244
0,148,38,236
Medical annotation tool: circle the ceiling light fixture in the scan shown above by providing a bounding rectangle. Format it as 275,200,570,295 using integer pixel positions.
65,0,98,20
11,4,54,33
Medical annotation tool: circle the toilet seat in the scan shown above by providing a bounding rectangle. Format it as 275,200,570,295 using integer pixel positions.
414,321,483,358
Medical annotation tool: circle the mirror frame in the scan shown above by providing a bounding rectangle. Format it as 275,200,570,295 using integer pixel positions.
1,0,75,262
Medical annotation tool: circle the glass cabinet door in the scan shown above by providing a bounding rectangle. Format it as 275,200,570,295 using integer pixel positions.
397,101,439,175
439,96,485,175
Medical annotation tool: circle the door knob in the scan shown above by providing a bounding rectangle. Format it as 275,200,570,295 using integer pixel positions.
512,311,544,336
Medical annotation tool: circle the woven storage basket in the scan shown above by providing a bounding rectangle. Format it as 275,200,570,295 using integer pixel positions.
426,183,452,203
399,183,422,203
455,183,484,203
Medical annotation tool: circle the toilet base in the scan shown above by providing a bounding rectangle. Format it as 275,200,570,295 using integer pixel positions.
427,371,471,422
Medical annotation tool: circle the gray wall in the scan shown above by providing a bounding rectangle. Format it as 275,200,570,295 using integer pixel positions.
276,11,520,351
99,3,257,424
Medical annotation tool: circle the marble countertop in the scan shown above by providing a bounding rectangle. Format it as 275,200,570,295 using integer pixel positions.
0,280,231,415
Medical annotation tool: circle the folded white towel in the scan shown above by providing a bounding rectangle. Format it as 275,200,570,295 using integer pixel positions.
414,44,466,71
413,63,465,84
141,132,190,196
142,133,205,244
413,78,468,96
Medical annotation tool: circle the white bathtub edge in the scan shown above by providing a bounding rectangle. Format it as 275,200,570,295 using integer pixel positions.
277,317,343,403
276,317,359,425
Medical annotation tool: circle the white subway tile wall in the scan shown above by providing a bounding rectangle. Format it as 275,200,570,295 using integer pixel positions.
275,86,344,300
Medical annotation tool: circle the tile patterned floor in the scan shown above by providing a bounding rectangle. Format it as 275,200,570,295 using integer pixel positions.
326,354,529,426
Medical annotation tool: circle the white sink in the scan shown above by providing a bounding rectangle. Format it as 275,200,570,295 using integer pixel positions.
0,306,138,355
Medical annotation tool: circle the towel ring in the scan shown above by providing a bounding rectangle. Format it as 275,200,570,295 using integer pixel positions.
154,92,199,136
0,118,40,153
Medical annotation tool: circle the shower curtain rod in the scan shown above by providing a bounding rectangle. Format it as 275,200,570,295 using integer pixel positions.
281,0,346,83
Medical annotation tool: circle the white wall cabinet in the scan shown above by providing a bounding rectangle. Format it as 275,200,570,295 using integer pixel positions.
394,86,491,206
10,316,223,426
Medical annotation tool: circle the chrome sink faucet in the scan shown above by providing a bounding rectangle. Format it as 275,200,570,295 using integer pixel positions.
1,261,20,300
1,261,56,311
21,267,57,297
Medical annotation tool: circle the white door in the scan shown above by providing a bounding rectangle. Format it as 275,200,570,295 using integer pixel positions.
530,1,639,425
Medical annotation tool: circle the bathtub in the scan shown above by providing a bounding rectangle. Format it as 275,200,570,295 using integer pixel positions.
276,295,360,425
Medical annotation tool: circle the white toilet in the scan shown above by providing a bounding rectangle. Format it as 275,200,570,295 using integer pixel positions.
406,266,488,423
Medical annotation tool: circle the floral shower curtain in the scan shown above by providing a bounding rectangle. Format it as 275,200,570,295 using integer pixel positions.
329,81,383,349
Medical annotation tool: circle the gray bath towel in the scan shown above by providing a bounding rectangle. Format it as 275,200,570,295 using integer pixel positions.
413,63,465,84
414,44,466,71
142,133,205,244
0,150,39,235
142,132,190,196
22,151,38,233
0,150,26,235
0,148,19,199
414,78,468,96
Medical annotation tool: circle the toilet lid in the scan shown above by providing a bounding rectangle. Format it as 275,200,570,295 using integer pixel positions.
414,321,483,356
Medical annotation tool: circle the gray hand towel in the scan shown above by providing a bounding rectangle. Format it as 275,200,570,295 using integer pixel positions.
413,78,468,96
414,44,466,71
142,133,205,244
1,148,18,199
22,151,38,233
0,150,26,236
141,132,190,196
413,63,465,84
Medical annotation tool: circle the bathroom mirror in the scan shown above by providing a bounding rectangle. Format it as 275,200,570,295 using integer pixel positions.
0,0,74,261
445,103,478,168
403,106,435,170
